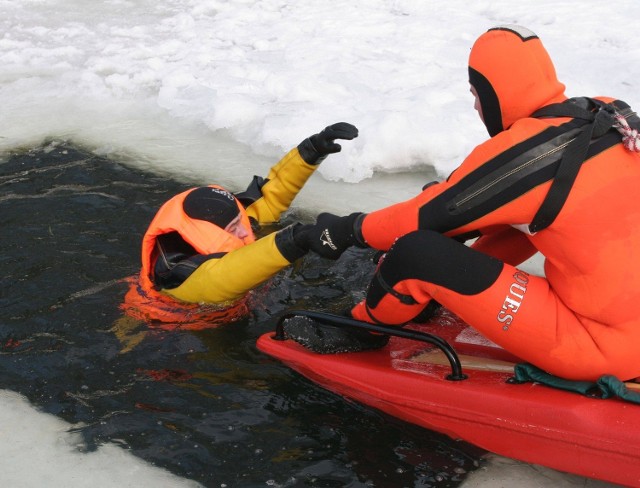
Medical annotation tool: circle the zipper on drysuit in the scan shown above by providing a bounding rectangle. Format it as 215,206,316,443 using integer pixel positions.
452,139,575,209
446,122,585,217
446,99,639,229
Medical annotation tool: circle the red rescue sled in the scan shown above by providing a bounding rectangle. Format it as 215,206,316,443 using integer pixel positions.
257,309,640,487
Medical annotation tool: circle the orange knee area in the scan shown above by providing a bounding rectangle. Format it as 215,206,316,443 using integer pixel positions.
352,289,428,326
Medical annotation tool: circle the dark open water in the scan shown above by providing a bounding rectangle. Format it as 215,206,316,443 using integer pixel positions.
0,141,484,487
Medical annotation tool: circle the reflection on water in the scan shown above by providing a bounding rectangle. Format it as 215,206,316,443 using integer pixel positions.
0,141,484,487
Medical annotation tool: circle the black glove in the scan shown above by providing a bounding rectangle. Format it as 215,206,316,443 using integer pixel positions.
297,212,364,260
275,223,314,263
298,122,358,165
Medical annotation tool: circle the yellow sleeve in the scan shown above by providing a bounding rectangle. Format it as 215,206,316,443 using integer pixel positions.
163,232,291,305
245,147,318,223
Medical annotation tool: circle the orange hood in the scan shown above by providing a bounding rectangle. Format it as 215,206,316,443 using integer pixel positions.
141,185,255,282
469,25,567,136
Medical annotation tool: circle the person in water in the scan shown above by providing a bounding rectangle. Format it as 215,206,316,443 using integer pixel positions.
292,25,640,382
125,122,357,326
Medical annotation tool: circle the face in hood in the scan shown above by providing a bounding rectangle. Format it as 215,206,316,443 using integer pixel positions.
469,25,567,136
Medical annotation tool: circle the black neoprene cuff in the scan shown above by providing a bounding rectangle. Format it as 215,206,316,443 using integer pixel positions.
297,138,326,165
275,224,308,262
352,213,368,248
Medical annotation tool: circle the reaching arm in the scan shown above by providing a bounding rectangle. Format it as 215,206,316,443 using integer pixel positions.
163,224,310,304
302,128,558,258
241,123,359,223
242,148,316,223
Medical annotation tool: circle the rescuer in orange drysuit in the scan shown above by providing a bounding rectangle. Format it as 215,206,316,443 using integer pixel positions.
292,26,640,381
121,123,357,329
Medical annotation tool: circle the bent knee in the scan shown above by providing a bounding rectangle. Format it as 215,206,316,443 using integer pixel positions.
381,230,503,295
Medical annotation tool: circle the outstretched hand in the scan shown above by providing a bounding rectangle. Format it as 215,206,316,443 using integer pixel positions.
298,122,358,164
310,122,359,156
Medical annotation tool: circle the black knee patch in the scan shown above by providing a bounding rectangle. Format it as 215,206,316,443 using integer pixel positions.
367,230,503,308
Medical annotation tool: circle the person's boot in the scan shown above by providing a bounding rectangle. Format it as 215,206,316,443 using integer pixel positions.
282,314,389,354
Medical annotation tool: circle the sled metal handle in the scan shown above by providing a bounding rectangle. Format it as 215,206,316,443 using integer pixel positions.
274,310,468,381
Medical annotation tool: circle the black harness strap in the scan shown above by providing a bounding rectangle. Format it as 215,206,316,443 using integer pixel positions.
373,271,418,305
529,98,618,233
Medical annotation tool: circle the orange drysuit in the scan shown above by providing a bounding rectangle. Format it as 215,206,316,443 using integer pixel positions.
350,26,640,381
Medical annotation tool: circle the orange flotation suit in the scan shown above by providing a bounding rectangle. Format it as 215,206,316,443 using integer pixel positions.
120,275,251,331
351,26,640,381
123,185,254,329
